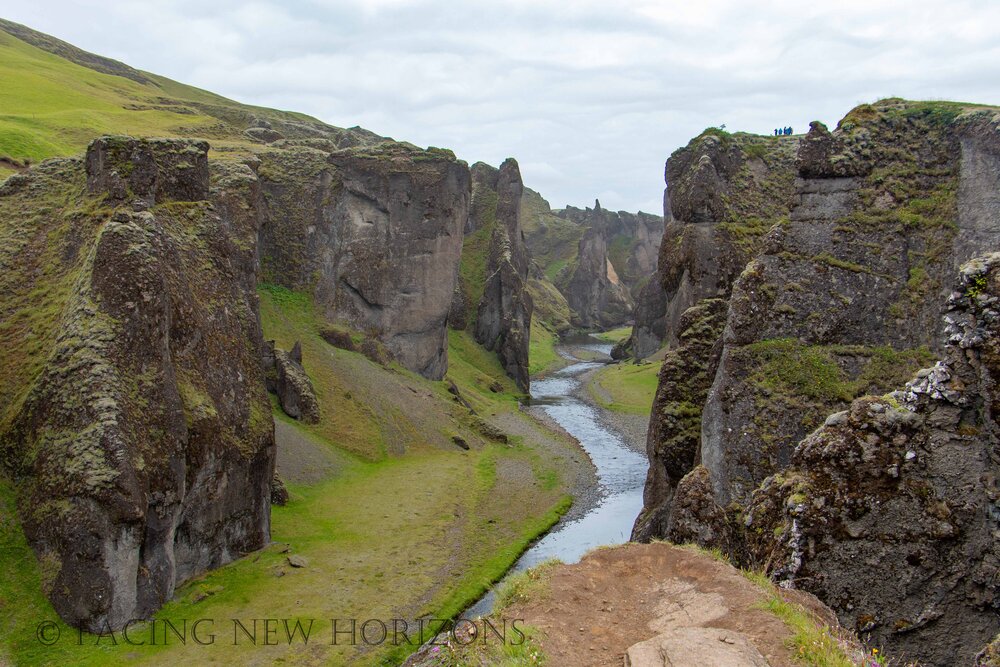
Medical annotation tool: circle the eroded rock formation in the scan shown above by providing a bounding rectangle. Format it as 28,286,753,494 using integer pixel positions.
745,254,1000,665
701,102,1000,509
258,143,470,379
562,225,634,329
631,298,728,542
473,159,533,391
520,192,662,332
0,138,275,631
620,130,798,359
636,100,1000,665
263,341,320,424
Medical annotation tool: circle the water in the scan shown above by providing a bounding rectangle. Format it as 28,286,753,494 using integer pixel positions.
466,341,648,617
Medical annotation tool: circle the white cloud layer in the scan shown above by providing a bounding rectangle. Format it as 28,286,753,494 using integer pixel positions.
5,0,999,213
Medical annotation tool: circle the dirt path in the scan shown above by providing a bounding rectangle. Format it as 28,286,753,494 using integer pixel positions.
508,542,861,667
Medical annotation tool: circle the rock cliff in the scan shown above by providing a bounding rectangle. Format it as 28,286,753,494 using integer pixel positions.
257,142,470,380
552,202,663,329
701,101,1000,508
631,298,728,542
636,100,1000,665
521,192,662,331
0,138,275,631
561,224,634,329
473,159,533,391
620,129,798,360
745,254,1000,665
0,130,478,631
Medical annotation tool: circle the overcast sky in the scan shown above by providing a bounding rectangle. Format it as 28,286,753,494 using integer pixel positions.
5,1,999,212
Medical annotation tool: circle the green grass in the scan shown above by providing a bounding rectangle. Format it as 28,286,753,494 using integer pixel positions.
527,276,572,337
588,361,662,414
519,188,583,287
528,320,564,377
494,559,562,613
0,26,356,169
744,339,935,404
592,326,632,344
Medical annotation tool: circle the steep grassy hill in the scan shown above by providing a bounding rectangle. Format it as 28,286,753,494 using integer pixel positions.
0,18,379,180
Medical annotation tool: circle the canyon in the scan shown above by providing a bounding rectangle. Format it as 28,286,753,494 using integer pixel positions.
1,15,1000,667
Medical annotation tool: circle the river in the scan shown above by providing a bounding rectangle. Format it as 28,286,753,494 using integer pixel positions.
466,339,649,617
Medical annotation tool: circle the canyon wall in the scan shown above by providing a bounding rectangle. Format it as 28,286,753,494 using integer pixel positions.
521,193,662,331
619,130,798,360
473,159,533,391
257,142,469,380
635,100,1000,665
0,138,275,631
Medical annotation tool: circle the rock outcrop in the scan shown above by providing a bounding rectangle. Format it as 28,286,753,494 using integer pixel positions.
405,542,864,667
561,225,634,329
621,130,799,359
636,100,1000,665
473,159,533,391
0,138,275,631
613,272,668,360
258,143,470,380
263,341,320,423
701,101,1000,509
745,254,1000,665
631,298,728,542
554,201,664,301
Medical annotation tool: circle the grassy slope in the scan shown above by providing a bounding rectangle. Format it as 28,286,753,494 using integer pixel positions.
0,26,352,172
0,286,575,666
588,361,662,415
592,326,632,344
528,321,563,377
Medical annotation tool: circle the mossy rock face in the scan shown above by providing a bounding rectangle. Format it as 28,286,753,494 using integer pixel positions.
85,136,210,205
255,142,471,380
650,129,799,353
701,100,1000,514
632,298,728,542
743,257,1000,664
1,138,275,633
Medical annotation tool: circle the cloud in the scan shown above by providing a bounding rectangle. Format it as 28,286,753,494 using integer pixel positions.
4,0,999,212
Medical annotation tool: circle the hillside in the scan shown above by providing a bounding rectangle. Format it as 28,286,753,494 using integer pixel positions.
0,18,382,180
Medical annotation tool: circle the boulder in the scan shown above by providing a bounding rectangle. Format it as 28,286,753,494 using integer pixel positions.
269,344,320,424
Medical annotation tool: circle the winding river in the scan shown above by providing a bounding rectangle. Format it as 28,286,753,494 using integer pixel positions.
466,339,649,617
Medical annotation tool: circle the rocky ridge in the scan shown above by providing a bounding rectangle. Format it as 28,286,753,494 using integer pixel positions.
619,129,799,360
473,159,533,391
0,138,275,631
635,99,1000,665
